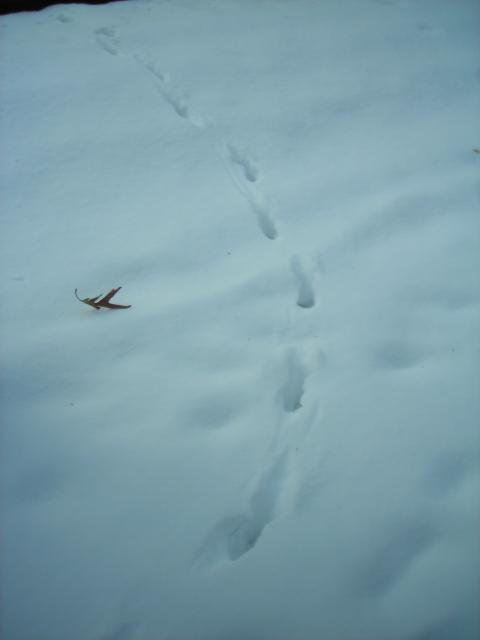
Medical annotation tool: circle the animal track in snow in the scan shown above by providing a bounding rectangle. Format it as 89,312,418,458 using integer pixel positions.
280,348,308,413
134,56,168,83
250,198,278,240
227,143,259,182
205,514,264,564
93,34,326,541
195,452,288,567
56,13,72,23
219,142,277,240
98,39,203,127
162,89,190,119
101,44,274,237
135,54,205,128
290,255,315,308
95,27,120,56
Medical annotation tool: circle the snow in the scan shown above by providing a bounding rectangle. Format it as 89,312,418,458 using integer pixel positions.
1,0,479,638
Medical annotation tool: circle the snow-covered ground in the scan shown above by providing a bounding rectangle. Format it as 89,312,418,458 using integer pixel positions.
1,1,479,638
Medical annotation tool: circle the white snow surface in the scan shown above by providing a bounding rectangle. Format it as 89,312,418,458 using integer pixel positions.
1,0,480,638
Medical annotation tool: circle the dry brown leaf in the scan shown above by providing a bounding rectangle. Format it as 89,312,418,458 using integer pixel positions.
75,287,131,310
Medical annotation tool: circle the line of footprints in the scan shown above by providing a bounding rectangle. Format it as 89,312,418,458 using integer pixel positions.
94,25,319,566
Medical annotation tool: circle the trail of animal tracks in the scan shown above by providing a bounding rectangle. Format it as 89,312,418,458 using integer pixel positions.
1,1,479,639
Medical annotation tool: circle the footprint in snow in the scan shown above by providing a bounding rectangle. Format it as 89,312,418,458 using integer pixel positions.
196,514,264,566
251,199,278,240
291,255,315,308
56,13,72,23
280,348,308,413
195,452,288,567
162,88,190,119
134,55,168,83
215,138,277,240
95,26,120,56
227,143,260,183
134,54,205,128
